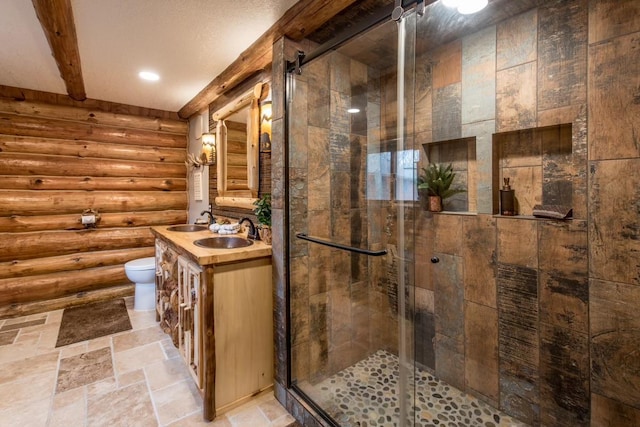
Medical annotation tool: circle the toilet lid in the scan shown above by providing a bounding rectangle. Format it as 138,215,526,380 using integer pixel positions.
125,257,156,271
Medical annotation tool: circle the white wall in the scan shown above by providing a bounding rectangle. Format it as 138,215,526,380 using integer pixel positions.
187,110,211,223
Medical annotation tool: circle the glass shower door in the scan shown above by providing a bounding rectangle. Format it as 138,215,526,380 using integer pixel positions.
286,7,418,426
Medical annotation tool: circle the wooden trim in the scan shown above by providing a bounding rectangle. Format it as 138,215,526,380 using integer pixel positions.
178,0,358,118
31,0,86,101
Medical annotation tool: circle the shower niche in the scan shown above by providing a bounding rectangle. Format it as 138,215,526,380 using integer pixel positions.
491,123,574,217
422,136,477,213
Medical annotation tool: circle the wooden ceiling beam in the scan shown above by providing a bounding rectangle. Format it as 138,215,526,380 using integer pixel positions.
32,0,86,101
178,0,358,119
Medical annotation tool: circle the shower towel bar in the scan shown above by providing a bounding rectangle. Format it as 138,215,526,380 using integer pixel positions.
295,233,388,257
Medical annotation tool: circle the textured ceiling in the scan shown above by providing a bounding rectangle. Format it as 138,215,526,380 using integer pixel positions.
0,0,298,112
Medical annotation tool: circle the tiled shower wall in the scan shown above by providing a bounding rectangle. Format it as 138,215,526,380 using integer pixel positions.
413,0,640,426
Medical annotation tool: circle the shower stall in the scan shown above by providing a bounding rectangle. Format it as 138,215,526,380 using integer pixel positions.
284,1,563,425
286,8,419,425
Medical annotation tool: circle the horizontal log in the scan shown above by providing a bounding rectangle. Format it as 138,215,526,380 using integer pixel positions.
0,135,186,163
227,153,248,166
0,265,129,305
0,210,186,232
0,227,154,262
0,112,186,148
0,247,153,279
0,99,187,133
0,153,186,178
0,285,134,319
227,182,249,190
0,191,186,216
227,166,248,180
227,140,247,153
0,175,186,191
0,84,180,121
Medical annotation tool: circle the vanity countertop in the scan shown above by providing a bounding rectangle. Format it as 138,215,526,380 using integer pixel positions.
151,225,272,266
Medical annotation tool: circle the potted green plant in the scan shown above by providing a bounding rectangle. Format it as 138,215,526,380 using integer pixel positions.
417,163,466,212
253,193,272,244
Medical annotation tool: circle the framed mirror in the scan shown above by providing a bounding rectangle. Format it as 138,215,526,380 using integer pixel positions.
212,83,265,209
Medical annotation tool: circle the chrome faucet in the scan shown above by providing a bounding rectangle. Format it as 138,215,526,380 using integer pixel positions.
200,210,215,225
239,217,259,240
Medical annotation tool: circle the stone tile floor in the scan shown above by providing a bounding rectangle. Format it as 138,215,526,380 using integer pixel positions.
0,297,295,427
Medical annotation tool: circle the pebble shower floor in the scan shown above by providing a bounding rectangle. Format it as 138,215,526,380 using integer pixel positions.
307,350,528,427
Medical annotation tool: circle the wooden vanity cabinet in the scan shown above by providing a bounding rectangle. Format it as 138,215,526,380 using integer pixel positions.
153,233,273,420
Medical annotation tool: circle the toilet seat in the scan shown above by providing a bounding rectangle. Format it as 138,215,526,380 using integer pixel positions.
125,257,155,271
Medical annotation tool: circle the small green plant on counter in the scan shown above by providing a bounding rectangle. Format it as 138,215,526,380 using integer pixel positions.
417,163,466,200
253,193,271,228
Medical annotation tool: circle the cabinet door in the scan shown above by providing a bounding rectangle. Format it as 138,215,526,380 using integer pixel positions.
177,256,204,389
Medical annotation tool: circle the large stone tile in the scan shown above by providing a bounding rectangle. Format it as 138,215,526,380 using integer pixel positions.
590,279,640,409
588,33,640,161
0,396,50,427
538,219,587,276
0,369,56,412
496,62,537,132
462,214,497,308
537,0,588,111
462,25,496,125
87,381,156,427
433,214,463,255
432,84,461,142
112,325,169,353
114,341,166,375
56,347,114,394
589,159,640,285
145,354,192,391
464,301,498,402
539,272,588,333
588,0,640,44
539,323,590,426
591,392,640,427
0,350,58,384
496,9,537,71
152,379,202,426
496,218,538,268
433,253,464,347
432,40,461,89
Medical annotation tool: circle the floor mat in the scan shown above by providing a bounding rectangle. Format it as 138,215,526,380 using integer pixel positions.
56,298,132,347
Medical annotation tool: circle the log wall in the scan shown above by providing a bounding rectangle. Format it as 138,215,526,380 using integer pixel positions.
0,86,188,317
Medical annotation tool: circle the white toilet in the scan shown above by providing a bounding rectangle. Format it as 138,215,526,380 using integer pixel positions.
124,257,156,311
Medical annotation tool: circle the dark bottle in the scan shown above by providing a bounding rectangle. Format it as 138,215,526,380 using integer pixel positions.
500,178,515,216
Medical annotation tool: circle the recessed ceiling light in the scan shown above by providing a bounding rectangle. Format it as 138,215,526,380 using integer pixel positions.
441,0,488,14
347,108,360,114
139,71,160,81
457,0,488,14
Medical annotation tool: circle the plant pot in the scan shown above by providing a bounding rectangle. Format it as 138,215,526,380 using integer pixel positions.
258,226,272,245
428,196,442,212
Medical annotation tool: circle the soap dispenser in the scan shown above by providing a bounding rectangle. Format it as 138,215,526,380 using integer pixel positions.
500,178,515,216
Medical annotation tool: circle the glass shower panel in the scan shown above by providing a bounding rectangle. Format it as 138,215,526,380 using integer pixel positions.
287,10,418,426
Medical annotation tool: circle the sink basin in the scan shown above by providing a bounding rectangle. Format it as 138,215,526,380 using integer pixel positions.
167,224,208,232
193,237,254,249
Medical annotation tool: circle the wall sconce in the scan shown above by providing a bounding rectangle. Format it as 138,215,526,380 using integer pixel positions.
260,101,272,152
202,132,216,165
